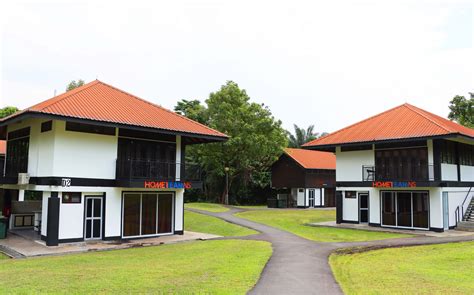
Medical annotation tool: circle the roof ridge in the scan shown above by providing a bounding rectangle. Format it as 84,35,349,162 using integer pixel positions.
29,80,100,112
403,103,452,133
304,103,407,146
96,81,228,138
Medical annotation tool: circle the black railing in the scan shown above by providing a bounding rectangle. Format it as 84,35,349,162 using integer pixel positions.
461,187,472,220
116,159,201,181
362,164,435,182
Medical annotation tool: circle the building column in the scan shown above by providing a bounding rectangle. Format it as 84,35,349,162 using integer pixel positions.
46,192,60,246
175,135,181,181
18,189,25,202
336,190,343,224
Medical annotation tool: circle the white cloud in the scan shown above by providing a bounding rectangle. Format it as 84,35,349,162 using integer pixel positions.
1,0,473,132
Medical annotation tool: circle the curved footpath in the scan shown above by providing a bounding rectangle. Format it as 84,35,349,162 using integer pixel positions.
187,207,474,295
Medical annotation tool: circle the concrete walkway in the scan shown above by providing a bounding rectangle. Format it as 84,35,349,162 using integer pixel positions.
187,207,474,295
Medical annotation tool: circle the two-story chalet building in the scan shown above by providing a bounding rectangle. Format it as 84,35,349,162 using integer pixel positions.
0,80,227,246
304,103,474,232
271,148,336,208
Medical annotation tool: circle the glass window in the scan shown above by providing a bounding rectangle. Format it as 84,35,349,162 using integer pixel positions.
142,194,158,235
123,194,141,237
345,191,356,198
158,194,173,234
381,192,396,226
62,192,81,204
25,191,43,201
412,192,429,229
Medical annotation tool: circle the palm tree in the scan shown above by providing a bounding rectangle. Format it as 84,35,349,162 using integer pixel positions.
288,124,320,148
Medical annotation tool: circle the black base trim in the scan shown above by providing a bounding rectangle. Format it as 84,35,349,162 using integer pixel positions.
174,230,184,235
102,236,121,241
41,235,46,241
449,226,456,230
369,222,381,227
429,227,444,232
297,206,308,208
341,220,359,224
59,238,84,243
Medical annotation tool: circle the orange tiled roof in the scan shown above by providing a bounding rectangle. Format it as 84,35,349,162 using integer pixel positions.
1,80,227,139
304,103,474,147
284,148,335,170
0,140,5,154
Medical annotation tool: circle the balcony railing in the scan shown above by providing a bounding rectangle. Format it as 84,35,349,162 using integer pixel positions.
116,159,202,182
362,164,434,182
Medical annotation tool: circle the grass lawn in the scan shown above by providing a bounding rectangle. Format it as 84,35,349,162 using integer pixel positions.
0,240,272,294
235,209,411,242
184,202,229,212
330,241,474,294
185,210,258,236
0,253,8,260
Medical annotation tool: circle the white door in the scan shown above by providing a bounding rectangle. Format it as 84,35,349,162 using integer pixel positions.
84,196,103,240
308,189,315,207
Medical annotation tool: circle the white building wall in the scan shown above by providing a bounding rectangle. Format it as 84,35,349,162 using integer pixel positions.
341,190,359,222
443,188,474,228
58,192,87,240
336,147,374,182
296,188,305,207
429,188,443,229
441,164,458,181
460,166,474,182
41,191,50,237
175,189,184,231
52,121,118,179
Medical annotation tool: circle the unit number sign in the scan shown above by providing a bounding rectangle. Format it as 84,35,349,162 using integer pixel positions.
62,178,72,187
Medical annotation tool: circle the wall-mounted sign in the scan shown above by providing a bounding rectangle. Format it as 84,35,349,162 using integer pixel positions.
62,178,72,187
144,181,192,189
372,181,416,188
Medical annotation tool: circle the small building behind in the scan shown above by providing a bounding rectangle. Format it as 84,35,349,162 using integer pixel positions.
270,148,336,208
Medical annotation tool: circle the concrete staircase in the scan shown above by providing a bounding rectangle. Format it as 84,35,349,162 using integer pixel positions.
456,196,474,232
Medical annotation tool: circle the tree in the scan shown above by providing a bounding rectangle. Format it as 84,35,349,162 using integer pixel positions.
448,94,474,128
0,106,19,118
178,81,288,204
174,99,208,124
288,124,319,148
66,79,85,91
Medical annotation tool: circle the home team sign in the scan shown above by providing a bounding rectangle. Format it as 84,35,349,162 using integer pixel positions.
144,181,192,189
372,181,417,188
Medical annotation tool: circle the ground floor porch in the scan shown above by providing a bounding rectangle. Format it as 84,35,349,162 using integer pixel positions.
269,187,336,208
0,184,188,246
336,186,474,232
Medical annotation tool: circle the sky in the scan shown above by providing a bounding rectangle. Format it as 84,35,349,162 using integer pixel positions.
0,0,473,134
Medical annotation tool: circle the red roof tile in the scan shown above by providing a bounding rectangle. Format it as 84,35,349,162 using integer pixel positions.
1,80,227,139
304,103,474,147
284,148,335,170
0,140,5,154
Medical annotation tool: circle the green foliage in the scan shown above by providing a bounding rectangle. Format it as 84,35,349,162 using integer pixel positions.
184,210,257,236
0,240,272,294
177,81,288,203
174,99,208,124
448,94,474,128
66,79,85,91
288,124,324,148
330,241,474,294
0,106,19,118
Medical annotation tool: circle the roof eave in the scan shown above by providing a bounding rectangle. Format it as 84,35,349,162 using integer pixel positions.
302,133,473,151
0,111,229,142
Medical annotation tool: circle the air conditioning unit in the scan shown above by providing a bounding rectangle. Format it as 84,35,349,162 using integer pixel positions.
18,173,30,185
